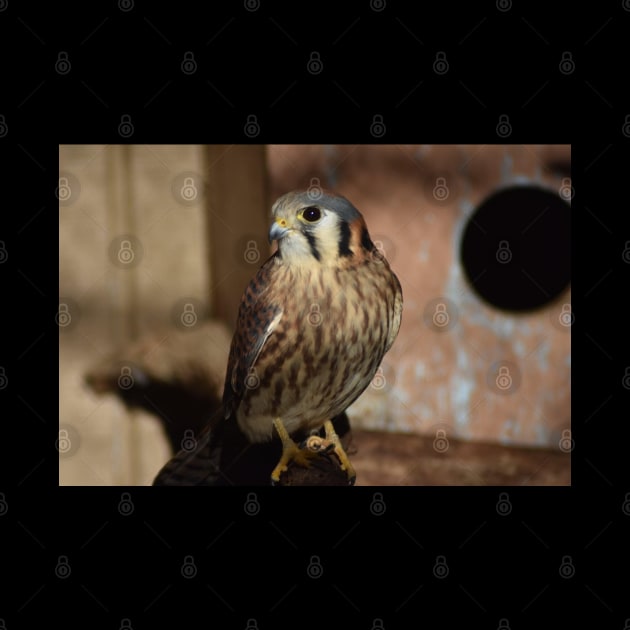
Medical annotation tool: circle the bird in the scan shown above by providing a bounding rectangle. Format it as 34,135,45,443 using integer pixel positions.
153,189,402,486
220,189,402,485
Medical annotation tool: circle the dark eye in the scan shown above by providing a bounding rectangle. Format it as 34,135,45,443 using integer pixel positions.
302,206,321,222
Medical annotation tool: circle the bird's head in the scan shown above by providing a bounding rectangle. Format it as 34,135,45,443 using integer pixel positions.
269,190,377,267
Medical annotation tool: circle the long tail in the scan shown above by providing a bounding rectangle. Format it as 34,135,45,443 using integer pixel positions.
152,411,353,486
152,422,221,486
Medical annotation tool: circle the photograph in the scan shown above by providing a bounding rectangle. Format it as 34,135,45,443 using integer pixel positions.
59,144,571,486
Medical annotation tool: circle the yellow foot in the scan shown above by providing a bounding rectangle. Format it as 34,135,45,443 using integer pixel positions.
270,418,319,485
323,419,356,485
301,434,335,454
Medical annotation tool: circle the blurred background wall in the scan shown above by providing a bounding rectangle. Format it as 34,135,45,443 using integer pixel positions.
59,144,571,485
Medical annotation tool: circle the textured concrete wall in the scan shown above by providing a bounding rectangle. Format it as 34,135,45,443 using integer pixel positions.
267,145,571,448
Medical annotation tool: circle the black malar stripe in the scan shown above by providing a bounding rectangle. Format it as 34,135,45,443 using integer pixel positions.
338,221,353,258
303,230,321,261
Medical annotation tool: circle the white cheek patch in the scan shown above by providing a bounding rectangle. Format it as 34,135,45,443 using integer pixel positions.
314,214,341,253
281,232,313,260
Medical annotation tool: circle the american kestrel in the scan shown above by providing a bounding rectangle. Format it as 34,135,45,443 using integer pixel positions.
222,189,403,484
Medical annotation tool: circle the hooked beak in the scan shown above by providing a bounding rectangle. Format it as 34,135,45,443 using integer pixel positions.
268,217,291,243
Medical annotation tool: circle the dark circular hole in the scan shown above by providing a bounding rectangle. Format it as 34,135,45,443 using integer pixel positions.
460,185,571,312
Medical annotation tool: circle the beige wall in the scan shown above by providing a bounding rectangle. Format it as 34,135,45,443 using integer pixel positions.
59,145,208,484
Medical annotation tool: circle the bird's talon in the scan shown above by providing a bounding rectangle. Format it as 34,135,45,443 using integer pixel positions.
303,435,334,453
324,419,357,484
